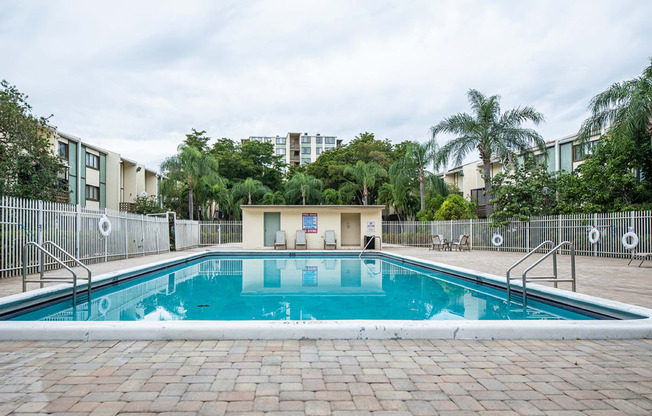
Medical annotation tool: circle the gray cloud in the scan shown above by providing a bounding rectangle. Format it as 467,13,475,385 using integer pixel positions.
1,0,650,170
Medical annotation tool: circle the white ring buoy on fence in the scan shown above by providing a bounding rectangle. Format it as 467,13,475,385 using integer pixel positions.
492,233,504,247
588,227,600,244
98,297,111,314
622,229,639,250
98,215,112,237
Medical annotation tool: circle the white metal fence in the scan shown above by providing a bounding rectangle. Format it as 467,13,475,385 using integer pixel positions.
174,219,200,251
1,195,170,278
382,211,652,258
199,221,243,247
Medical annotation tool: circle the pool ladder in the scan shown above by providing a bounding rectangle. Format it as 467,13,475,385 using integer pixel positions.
23,241,92,307
506,241,576,307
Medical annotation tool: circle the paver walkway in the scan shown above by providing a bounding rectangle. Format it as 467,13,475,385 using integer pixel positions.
0,339,650,415
0,247,651,414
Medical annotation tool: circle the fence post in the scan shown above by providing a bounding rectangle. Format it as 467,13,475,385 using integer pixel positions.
75,204,81,259
558,214,562,244
219,223,221,245
469,219,473,250
526,221,530,252
37,200,43,274
593,213,598,257
142,215,145,256
124,212,129,259
104,208,108,263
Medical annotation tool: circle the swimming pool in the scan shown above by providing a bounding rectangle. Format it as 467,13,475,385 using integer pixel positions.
0,251,650,340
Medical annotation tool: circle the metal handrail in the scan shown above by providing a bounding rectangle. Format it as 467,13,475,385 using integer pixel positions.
359,235,380,259
22,242,90,306
43,241,92,301
520,241,576,307
506,240,554,300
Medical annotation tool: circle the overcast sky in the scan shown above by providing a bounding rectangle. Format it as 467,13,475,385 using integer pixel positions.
2,0,651,170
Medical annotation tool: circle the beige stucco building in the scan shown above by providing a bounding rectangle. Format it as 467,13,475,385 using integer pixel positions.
242,205,383,250
49,129,159,211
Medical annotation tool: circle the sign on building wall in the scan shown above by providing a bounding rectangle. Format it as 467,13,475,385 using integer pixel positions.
367,221,376,233
302,213,318,233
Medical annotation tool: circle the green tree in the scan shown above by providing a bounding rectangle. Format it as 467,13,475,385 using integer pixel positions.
0,80,66,200
234,177,269,205
577,58,652,183
132,195,164,215
213,182,241,220
431,89,545,215
344,161,387,205
322,188,339,205
433,194,477,220
183,128,211,152
160,145,220,220
284,173,323,205
262,191,286,205
390,141,440,212
489,159,558,224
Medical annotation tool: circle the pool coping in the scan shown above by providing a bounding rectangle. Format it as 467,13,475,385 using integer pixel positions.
0,249,650,340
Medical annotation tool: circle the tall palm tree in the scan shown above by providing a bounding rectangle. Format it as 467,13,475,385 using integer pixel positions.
431,89,545,214
390,141,440,212
285,173,323,205
344,161,387,205
234,177,269,205
160,145,220,220
578,58,652,179
212,182,241,220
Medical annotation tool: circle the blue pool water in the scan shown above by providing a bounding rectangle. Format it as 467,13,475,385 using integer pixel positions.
9,256,596,321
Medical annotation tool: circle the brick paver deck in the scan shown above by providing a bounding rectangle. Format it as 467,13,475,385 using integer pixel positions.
1,339,651,415
0,247,651,414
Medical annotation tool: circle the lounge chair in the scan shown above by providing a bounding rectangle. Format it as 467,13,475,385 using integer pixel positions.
274,231,286,249
429,234,445,251
451,235,470,251
295,230,307,249
628,251,651,267
324,230,337,249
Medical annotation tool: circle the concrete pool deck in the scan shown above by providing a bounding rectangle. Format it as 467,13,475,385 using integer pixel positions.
0,247,650,414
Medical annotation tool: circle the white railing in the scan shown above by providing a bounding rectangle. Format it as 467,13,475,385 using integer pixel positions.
174,219,200,251
199,221,243,246
382,210,652,258
1,195,170,278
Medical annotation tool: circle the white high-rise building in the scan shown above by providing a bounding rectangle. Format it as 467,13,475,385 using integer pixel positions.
243,132,342,166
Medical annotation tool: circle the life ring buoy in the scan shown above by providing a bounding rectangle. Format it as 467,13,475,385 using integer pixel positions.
98,297,111,314
622,230,639,250
492,233,504,247
588,227,600,244
98,215,112,237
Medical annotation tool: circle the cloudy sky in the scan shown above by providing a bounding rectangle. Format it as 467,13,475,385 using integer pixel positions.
2,0,651,170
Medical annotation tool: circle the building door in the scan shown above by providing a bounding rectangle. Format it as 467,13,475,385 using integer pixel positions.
340,213,361,247
264,212,281,247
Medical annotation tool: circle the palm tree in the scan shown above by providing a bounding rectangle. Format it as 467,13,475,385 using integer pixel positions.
285,173,323,205
390,141,440,212
212,182,241,220
578,58,652,179
160,145,220,220
431,89,545,215
344,161,387,205
262,191,286,205
234,177,269,205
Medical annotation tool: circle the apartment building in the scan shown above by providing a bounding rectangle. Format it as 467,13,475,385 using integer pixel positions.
438,134,600,217
244,133,343,166
49,130,160,211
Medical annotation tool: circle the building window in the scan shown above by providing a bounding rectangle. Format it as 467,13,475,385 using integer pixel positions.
573,141,597,161
85,185,99,201
316,147,322,155
301,158,311,165
276,137,286,145
301,136,311,143
57,142,68,159
315,137,322,144
276,148,286,155
325,137,336,144
264,137,272,143
86,153,100,169
301,147,311,154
